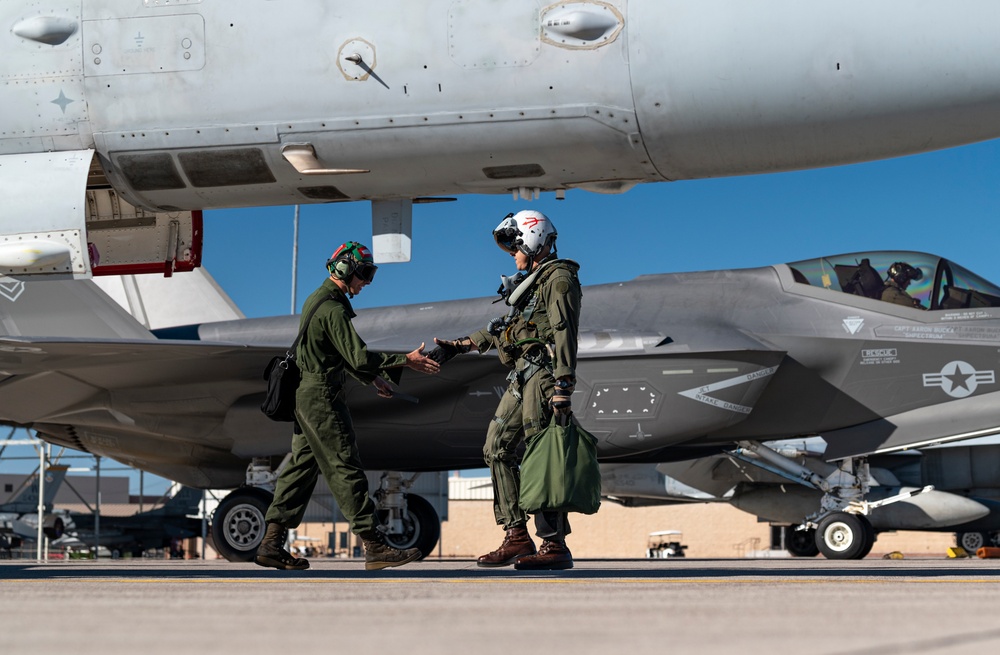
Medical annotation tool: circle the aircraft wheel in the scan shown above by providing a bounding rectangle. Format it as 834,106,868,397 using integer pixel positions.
957,531,989,553
857,518,877,559
211,487,274,562
815,512,873,560
42,515,65,540
376,494,440,559
784,526,819,557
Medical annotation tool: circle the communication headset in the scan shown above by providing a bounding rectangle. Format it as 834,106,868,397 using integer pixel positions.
326,241,376,282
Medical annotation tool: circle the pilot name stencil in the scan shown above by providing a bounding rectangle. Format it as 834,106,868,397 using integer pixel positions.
878,325,1000,342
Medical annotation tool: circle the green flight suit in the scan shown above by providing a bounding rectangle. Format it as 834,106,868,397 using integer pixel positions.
265,279,406,535
469,259,582,538
881,280,921,308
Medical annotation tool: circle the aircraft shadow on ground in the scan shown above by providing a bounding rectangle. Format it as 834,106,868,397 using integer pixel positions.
3,559,1000,581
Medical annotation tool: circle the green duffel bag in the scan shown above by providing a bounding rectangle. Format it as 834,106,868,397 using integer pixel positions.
519,416,601,515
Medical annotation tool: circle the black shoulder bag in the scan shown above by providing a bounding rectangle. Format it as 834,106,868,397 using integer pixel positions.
260,295,334,422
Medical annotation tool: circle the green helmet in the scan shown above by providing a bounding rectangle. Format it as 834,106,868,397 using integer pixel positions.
327,241,377,283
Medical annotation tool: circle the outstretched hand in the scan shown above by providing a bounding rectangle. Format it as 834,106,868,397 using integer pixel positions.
427,337,473,364
405,342,441,374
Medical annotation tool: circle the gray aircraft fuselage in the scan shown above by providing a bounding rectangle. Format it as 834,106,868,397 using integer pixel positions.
4,250,1000,489
4,1,1000,276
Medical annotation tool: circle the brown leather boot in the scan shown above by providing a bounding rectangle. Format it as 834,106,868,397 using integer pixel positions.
254,522,309,570
361,530,422,571
477,525,536,568
514,539,573,571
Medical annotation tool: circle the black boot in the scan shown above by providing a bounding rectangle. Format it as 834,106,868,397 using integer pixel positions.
360,530,421,571
255,522,309,570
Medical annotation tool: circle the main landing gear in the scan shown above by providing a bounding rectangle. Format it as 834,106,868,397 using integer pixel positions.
210,461,441,562
736,441,931,560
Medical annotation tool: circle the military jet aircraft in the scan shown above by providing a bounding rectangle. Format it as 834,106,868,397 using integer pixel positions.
3,249,1000,561
55,485,204,557
604,437,1000,559
0,464,69,548
4,1,1000,276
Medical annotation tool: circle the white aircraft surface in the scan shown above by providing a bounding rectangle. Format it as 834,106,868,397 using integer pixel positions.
3,0,1000,276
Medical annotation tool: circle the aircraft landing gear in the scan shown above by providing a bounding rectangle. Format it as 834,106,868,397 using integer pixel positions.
735,441,907,560
209,464,443,562
815,512,875,560
784,526,819,557
956,531,997,553
374,472,441,558
211,486,273,562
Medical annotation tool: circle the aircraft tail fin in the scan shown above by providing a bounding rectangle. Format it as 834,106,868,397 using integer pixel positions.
0,277,155,341
0,268,243,341
92,268,244,330
0,465,68,513
161,486,204,515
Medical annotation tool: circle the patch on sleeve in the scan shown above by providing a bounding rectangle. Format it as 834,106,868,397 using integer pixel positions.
554,279,570,294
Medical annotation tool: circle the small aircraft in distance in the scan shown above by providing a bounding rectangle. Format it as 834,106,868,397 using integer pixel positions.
0,465,68,550
55,486,204,558
3,1,1000,276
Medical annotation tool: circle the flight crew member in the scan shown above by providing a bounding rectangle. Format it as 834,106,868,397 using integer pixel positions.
255,241,441,571
432,210,582,570
881,262,926,309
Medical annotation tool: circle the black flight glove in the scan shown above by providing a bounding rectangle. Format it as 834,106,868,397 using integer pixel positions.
550,377,575,416
427,337,472,364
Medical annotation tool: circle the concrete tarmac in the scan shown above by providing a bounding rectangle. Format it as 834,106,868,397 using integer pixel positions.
2,557,1000,654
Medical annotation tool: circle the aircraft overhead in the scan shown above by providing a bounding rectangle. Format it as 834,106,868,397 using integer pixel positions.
3,1,1000,276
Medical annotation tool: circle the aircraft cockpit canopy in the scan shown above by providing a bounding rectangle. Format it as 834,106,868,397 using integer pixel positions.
787,251,1000,311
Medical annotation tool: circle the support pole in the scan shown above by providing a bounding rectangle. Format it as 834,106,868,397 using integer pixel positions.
36,445,43,561
291,205,300,314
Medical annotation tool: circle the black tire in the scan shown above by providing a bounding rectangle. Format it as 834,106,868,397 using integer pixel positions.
211,487,274,562
957,531,989,553
376,494,441,559
857,517,876,559
815,512,872,560
42,515,64,540
784,526,820,557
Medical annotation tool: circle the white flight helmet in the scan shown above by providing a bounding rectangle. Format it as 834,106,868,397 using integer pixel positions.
492,210,557,258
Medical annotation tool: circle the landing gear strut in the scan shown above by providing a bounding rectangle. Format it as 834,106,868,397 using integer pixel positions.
736,441,929,560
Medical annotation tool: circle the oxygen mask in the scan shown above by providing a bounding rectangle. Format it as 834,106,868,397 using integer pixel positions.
494,271,527,303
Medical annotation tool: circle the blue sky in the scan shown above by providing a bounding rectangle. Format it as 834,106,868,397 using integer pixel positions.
4,138,999,494
206,138,1000,320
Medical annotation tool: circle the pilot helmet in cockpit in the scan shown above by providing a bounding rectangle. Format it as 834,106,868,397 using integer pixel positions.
886,262,923,289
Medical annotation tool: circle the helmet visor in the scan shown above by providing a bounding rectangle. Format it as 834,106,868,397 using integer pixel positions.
493,214,520,253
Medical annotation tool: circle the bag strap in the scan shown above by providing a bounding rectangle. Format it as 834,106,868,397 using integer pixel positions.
287,294,336,356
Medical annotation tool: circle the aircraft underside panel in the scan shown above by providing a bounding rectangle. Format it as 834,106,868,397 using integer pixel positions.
0,150,202,279
0,151,93,279
86,189,203,277
628,0,1000,179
